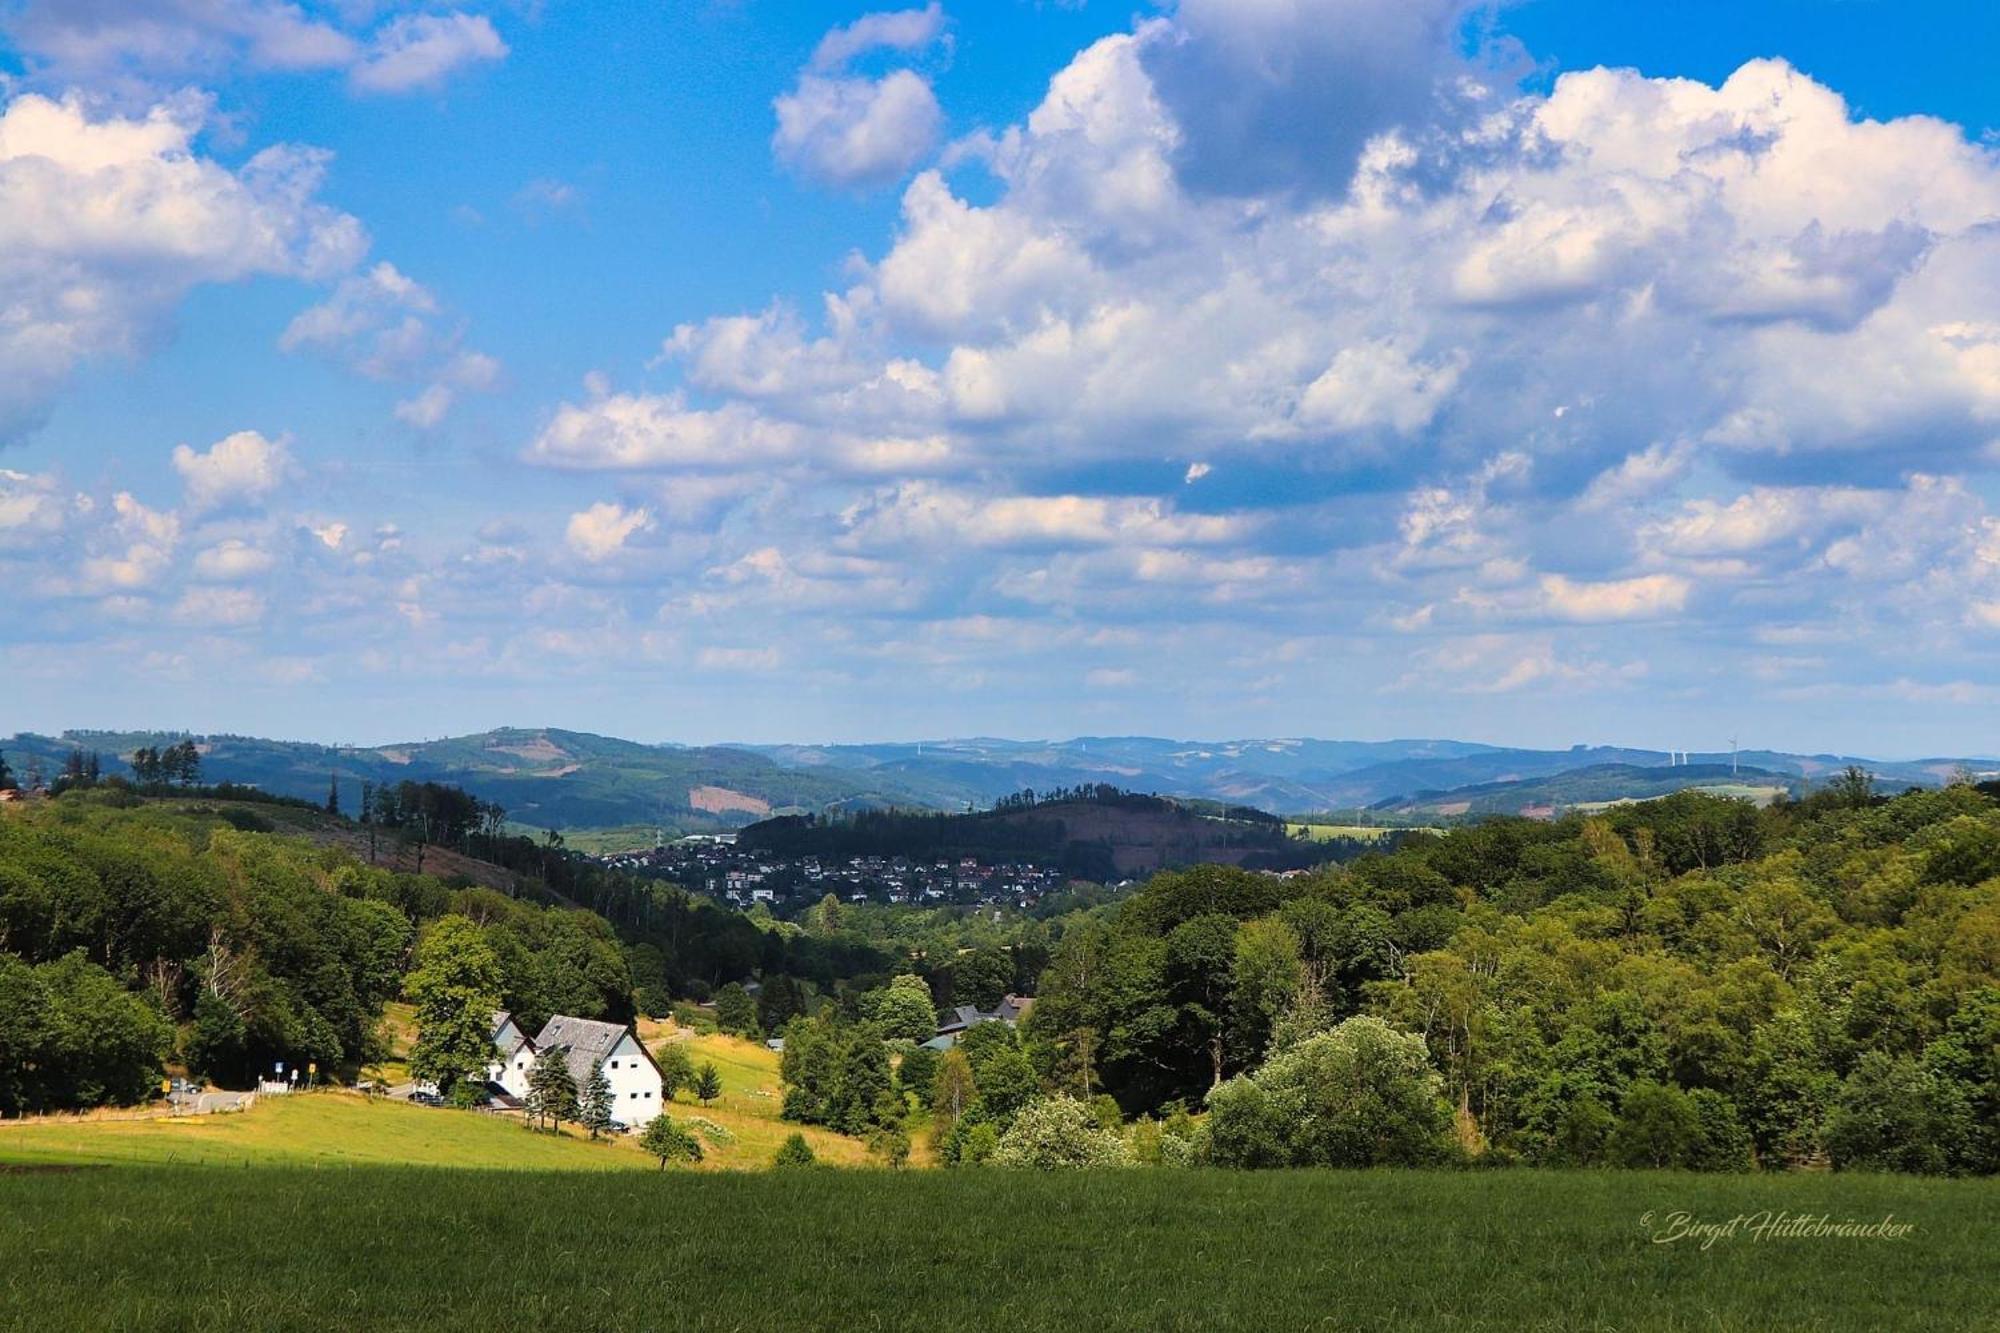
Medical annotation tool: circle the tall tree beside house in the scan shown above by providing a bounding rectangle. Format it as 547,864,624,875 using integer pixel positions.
580,1058,615,1139
953,946,1015,1010
862,974,937,1044
526,1045,579,1131
638,1114,703,1169
655,1044,695,1103
694,1062,722,1107
405,915,502,1099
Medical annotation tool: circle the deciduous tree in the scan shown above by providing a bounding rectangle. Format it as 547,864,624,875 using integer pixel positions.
405,916,502,1098
638,1114,703,1168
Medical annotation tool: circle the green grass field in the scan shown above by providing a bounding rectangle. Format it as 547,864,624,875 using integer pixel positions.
2,1167,1991,1330
0,1094,653,1170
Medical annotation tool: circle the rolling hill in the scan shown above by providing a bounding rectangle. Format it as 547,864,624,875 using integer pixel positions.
7,727,1994,836
1,728,911,833
739,793,1340,879
1368,763,1801,818
747,736,1510,811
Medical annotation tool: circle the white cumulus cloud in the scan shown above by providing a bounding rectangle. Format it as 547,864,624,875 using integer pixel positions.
0,93,364,443
773,6,947,189
349,12,507,95
172,431,293,512
565,502,655,562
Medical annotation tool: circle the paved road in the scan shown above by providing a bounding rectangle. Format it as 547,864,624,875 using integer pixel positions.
193,1090,253,1113
165,1088,254,1114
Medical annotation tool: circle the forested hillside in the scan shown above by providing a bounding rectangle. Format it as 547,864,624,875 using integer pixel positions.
7,776,1998,1177
0,791,903,1115
740,789,1360,879
1011,782,2000,1172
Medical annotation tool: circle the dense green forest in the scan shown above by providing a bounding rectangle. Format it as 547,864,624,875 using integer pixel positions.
740,788,1351,880
5,776,1997,1177
1004,780,2000,1173
0,790,918,1114
711,778,1998,1176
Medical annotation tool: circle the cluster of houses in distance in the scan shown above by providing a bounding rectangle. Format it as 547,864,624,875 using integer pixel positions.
598,837,1073,910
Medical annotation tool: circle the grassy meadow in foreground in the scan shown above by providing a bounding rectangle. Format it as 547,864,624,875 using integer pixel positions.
2,1167,1992,1331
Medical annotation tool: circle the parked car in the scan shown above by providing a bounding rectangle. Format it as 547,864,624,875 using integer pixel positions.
410,1091,444,1107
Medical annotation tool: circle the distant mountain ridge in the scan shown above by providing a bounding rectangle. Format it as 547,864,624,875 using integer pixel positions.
1,728,913,833
6,727,1996,834
1368,763,1801,818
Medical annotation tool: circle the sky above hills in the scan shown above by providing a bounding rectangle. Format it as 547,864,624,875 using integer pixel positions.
3,1,1999,754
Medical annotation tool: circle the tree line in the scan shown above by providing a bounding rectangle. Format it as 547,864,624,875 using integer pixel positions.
755,780,1999,1174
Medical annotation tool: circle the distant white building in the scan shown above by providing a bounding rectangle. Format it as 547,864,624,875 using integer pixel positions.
487,1011,536,1099
531,1014,666,1128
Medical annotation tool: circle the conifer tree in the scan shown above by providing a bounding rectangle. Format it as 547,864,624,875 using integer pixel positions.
695,1062,722,1106
580,1058,615,1138
526,1045,579,1131
773,1132,817,1168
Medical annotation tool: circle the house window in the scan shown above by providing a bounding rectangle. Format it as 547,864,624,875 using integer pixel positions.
630,1091,638,1099
609,1060,618,1069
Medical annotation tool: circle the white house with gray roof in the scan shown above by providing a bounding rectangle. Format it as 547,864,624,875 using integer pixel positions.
487,1011,537,1100
531,1014,666,1128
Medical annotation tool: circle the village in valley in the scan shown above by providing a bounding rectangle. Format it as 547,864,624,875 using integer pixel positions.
598,836,1076,911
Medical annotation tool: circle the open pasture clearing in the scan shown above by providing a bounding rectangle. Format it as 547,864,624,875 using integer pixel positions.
1288,822,1435,842
0,1038,866,1172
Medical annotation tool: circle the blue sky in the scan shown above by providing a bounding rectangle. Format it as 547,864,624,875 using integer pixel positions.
4,0,2000,756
